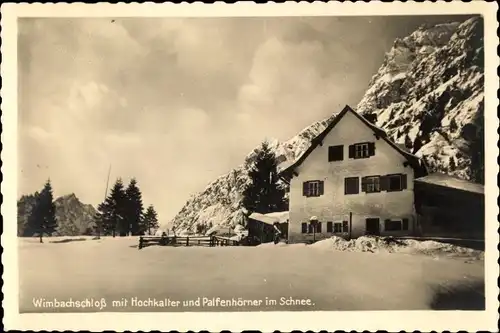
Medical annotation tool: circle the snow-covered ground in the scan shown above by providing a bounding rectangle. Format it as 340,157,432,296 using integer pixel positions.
18,236,484,313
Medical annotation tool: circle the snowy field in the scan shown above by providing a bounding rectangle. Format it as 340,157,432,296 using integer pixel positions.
18,236,484,313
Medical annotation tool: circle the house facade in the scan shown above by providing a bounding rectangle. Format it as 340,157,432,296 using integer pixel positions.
280,105,428,243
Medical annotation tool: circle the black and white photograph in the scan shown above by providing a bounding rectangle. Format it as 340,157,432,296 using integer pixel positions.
2,2,498,332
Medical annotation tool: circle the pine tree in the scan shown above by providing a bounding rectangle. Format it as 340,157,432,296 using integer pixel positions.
143,205,159,236
28,180,57,243
96,178,127,237
124,178,145,236
242,140,288,214
17,192,39,236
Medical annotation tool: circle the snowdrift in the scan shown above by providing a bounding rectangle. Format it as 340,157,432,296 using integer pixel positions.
309,236,484,259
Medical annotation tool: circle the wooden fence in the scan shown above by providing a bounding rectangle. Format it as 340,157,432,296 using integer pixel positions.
138,235,239,249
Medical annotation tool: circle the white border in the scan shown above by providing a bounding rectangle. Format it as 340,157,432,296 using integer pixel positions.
2,2,499,331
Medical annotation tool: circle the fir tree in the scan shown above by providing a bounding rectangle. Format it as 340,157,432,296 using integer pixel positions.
28,180,57,243
17,192,39,237
96,178,127,237
242,140,288,214
125,178,145,236
143,205,159,236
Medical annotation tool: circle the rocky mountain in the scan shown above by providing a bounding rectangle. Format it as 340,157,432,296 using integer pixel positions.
356,17,484,183
167,17,484,233
17,193,97,236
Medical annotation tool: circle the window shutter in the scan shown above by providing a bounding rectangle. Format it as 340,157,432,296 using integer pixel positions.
402,218,409,230
318,181,324,196
368,142,376,156
302,182,308,196
348,145,355,158
380,175,388,191
327,221,333,232
329,145,344,161
342,221,348,232
316,222,322,233
401,174,408,189
301,222,307,234
354,177,360,194
328,147,334,161
361,177,367,192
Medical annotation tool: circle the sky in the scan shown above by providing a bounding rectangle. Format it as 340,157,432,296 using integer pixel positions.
18,15,472,223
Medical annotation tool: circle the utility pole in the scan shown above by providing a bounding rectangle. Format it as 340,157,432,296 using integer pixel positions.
97,164,111,239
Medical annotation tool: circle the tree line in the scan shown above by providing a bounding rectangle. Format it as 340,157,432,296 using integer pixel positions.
95,177,159,237
18,177,159,242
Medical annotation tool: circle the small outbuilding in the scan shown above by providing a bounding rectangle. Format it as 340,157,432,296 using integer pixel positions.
246,211,289,244
414,173,484,239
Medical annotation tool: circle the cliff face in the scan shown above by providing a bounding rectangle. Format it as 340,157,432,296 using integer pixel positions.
356,17,484,183
168,17,484,232
53,194,98,236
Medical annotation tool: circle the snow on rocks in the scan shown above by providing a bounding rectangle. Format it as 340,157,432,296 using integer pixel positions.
356,17,484,182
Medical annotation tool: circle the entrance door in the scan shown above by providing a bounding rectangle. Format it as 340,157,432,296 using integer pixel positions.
365,218,380,236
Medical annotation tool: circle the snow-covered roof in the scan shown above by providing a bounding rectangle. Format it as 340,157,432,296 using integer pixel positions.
415,173,484,195
249,211,289,225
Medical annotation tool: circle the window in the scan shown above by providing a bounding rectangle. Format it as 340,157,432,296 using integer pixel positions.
362,176,381,193
384,218,410,231
355,143,369,158
328,221,348,233
328,145,344,162
342,221,349,233
344,177,359,195
349,142,375,159
385,174,407,192
305,222,322,233
303,180,324,197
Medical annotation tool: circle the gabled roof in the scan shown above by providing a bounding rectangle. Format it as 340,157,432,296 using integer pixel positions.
415,173,484,195
279,105,426,180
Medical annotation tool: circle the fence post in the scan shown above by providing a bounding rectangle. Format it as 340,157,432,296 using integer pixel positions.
186,236,190,246
139,236,143,250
